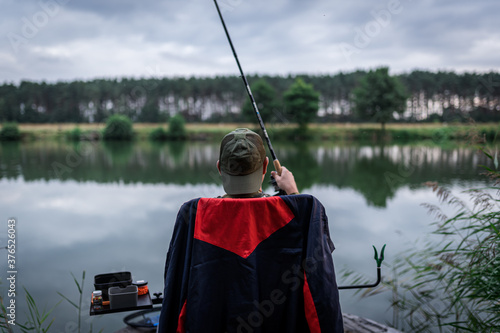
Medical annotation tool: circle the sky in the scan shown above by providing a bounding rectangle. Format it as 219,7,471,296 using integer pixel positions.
1,0,499,84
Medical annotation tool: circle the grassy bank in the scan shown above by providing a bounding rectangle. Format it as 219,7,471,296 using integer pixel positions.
3,122,500,143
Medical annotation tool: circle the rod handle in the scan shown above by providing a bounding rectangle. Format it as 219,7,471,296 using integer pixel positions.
273,159,282,176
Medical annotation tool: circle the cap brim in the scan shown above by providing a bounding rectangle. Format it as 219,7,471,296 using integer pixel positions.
221,167,263,195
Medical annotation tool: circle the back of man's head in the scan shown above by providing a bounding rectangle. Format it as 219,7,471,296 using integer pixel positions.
219,128,266,195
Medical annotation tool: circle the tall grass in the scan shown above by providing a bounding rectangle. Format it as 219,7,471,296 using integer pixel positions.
17,288,61,333
1,271,101,333
341,126,500,332
0,296,14,333
363,145,500,332
57,271,85,333
0,286,60,333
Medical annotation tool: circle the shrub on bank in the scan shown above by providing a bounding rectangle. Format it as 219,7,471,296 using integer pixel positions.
168,115,186,140
66,127,82,141
103,115,134,140
149,127,168,141
478,127,498,142
149,116,187,141
0,122,21,141
390,129,425,142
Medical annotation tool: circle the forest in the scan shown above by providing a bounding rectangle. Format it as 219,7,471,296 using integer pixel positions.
0,70,499,124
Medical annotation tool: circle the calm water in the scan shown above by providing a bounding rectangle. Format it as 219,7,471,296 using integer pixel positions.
0,140,491,332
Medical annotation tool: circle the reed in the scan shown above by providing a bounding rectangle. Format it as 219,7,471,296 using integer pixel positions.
361,145,500,332
0,271,101,333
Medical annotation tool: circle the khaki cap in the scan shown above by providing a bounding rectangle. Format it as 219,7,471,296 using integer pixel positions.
219,128,266,195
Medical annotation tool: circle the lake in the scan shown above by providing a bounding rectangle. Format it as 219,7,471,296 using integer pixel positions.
0,139,491,332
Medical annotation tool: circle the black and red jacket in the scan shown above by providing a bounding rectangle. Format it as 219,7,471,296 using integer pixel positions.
158,194,344,333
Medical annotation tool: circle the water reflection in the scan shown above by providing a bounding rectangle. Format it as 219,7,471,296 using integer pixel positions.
0,141,489,207
0,140,491,332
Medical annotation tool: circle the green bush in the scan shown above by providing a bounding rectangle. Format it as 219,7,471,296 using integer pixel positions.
103,115,134,140
353,128,380,141
391,129,411,142
431,127,452,143
168,115,186,140
0,122,21,141
66,127,82,141
479,127,498,142
149,127,168,141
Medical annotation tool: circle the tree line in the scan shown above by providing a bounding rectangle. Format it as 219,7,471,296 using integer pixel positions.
1,69,499,124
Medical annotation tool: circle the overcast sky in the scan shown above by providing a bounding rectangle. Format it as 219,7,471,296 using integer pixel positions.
1,0,499,84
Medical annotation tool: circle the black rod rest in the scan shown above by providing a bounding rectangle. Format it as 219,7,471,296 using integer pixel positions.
338,244,386,290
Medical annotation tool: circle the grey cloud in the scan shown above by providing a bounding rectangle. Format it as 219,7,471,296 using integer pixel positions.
1,0,499,83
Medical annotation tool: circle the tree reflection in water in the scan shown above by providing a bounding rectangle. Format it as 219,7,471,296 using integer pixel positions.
0,141,489,206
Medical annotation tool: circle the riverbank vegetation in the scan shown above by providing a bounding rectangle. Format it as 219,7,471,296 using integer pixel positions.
351,138,500,332
0,123,21,141
0,272,90,333
2,121,498,145
391,155,498,332
2,68,499,143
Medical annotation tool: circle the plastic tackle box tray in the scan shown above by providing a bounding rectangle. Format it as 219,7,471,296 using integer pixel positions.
89,292,152,316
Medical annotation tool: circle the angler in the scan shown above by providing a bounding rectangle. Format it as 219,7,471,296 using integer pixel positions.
155,2,344,331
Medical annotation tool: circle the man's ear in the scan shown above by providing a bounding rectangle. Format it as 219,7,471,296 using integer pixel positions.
217,160,221,175
262,157,269,175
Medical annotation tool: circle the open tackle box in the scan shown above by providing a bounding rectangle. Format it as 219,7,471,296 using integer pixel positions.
89,271,159,315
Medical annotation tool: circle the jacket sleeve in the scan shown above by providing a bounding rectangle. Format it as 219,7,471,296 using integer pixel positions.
157,199,198,333
302,197,344,333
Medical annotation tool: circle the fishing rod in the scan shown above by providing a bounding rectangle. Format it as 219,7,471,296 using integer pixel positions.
213,0,282,177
